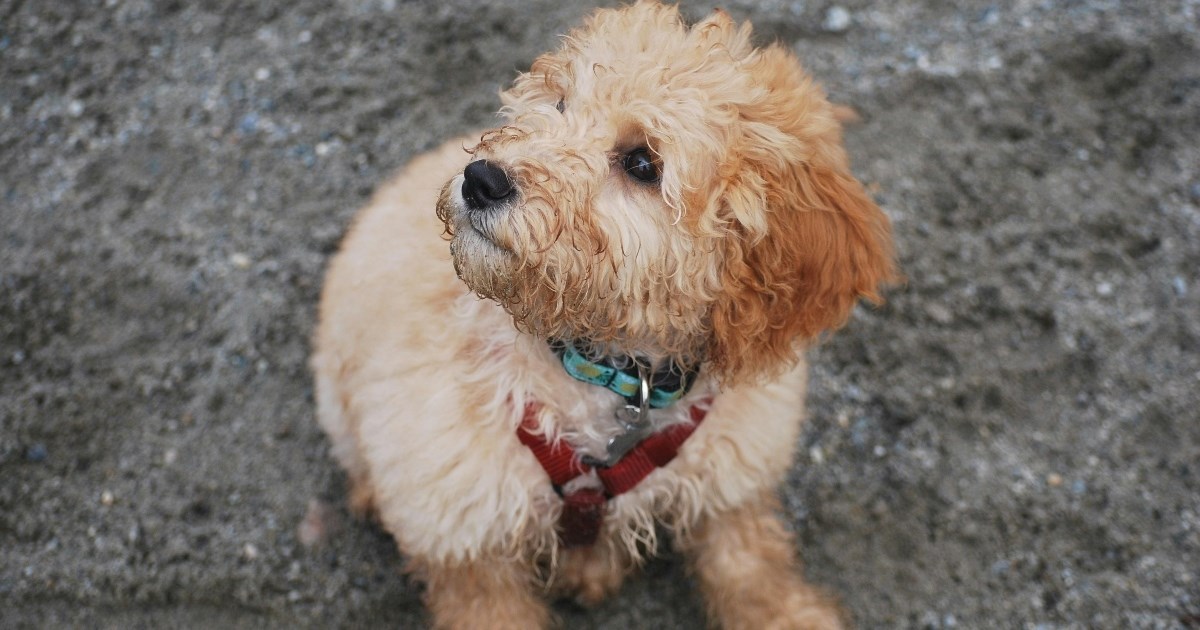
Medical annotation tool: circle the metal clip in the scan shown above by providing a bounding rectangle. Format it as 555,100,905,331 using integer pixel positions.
586,365,652,468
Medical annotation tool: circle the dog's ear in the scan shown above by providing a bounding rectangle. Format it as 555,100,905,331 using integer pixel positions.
706,46,898,384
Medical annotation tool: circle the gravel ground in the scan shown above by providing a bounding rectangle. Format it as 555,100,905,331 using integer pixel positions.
2,0,1199,628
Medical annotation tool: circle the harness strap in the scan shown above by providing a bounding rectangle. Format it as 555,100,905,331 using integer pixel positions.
516,400,711,547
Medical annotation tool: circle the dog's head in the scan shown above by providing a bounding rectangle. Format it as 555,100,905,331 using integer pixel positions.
437,1,898,383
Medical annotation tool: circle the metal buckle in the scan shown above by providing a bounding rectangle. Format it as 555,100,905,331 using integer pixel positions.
584,364,653,468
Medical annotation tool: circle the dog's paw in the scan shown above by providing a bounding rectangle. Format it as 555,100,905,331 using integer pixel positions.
551,545,629,608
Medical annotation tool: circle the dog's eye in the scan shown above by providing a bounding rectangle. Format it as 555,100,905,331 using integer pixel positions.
622,148,659,183
555,99,565,114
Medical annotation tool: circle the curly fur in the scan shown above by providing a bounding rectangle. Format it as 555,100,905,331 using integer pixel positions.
313,2,897,628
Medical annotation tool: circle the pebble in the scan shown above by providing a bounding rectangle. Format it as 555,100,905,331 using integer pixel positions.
67,100,84,117
25,443,47,463
926,303,954,324
1096,281,1113,296
809,445,825,465
163,448,178,465
822,6,852,33
1173,276,1187,296
1189,182,1200,201
254,67,271,81
243,543,259,560
238,113,259,135
230,252,252,269
100,490,115,506
1046,473,1063,487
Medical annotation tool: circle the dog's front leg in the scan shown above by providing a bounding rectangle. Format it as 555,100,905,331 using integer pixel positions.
682,494,845,630
423,555,550,630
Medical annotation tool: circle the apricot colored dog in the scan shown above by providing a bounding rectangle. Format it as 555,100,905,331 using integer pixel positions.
312,2,896,627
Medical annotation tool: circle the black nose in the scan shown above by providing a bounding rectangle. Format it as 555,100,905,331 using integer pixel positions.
461,160,515,211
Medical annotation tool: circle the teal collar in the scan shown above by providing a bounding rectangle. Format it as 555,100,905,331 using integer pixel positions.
550,340,698,409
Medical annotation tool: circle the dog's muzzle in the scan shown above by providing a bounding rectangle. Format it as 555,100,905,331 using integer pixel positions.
461,159,515,212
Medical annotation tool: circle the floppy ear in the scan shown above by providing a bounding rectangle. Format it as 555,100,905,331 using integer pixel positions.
706,47,898,384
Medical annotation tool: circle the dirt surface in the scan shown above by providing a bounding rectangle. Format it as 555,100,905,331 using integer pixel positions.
3,0,1199,627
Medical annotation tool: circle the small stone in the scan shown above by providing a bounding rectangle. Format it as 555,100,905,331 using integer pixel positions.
25,443,47,463
243,543,259,560
1096,282,1113,296
230,253,252,269
67,100,84,117
873,445,886,457
809,445,825,465
287,590,302,602
12,349,25,364
1189,182,1200,202
1046,473,1063,487
238,113,259,134
100,490,115,506
315,141,330,157
297,30,313,44
254,67,271,81
836,410,850,428
822,6,852,32
163,448,178,465
1173,276,1187,296
925,303,954,324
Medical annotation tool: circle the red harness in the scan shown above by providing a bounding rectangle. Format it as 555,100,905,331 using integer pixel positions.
516,400,710,547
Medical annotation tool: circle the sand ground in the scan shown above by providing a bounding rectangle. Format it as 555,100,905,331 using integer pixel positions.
2,0,1198,627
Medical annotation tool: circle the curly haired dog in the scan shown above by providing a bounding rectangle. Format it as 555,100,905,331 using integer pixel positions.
312,2,897,628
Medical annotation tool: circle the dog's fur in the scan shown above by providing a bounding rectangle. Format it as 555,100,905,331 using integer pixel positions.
312,2,897,628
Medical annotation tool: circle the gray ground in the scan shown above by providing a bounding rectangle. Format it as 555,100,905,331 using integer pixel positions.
2,0,1198,627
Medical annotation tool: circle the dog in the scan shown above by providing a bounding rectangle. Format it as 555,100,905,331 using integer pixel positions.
311,2,897,627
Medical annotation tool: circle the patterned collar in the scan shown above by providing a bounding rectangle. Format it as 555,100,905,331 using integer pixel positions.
548,340,699,409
